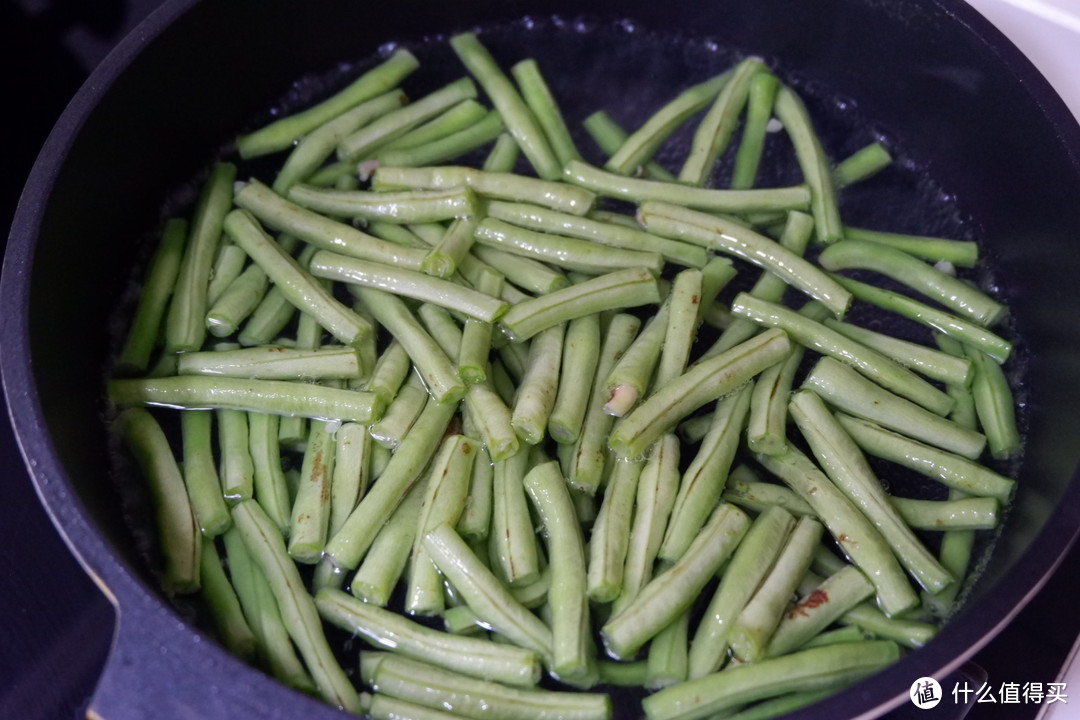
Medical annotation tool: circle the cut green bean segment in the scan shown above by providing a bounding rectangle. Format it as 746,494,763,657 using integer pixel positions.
524,462,595,686
166,163,237,353
843,226,979,267
655,269,703,387
198,539,257,659
378,99,490,155
350,484,425,606
288,420,336,563
606,72,730,175
789,389,953,593
450,32,562,181
746,342,804,456
609,328,790,460
597,660,650,688
373,165,596,216
217,409,254,503
471,243,568,296
679,57,767,186
272,90,408,193
730,293,954,415
688,506,795,679
729,516,824,662
329,421,370,537
660,384,753,563
209,242,247,305
839,599,938,648
351,287,465,404
466,380,520,462
366,693,470,720
639,201,850,318
317,588,540,686
236,49,419,158
361,652,611,720
548,313,602,444
646,612,690,690
643,641,900,720
234,180,427,270
804,356,984,459
500,267,659,342
587,457,645,602
483,132,521,172
118,218,186,373
889,496,999,531
370,374,428,449
237,284,298,348
755,445,918,617
564,159,810,213
837,414,1015,503
511,58,581,166
801,625,870,649
965,344,1020,459
423,216,478,279
722,476,816,518
325,398,459,570
823,318,973,387
116,409,201,593
288,184,479,225
109,376,383,423
511,324,565,444
365,340,412,406
457,268,501,384
773,84,843,244
603,303,671,417
376,109,505,168
730,71,780,190
766,565,874,658
490,447,540,585
337,77,478,160
819,239,1005,327
231,501,362,712
178,346,363,381
456,444,494,540
832,275,1013,362
834,142,892,188
602,503,750,660
582,111,676,181
180,410,231,536
207,257,274,339
247,413,291,534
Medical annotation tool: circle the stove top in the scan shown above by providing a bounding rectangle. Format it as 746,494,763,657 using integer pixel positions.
2,2,1077,719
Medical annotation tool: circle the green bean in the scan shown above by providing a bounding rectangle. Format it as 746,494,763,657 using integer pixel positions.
178,410,231,536
842,226,979,267
773,84,843,244
483,132,521,172
208,246,249,309
272,90,408,193
523,461,595,686
166,163,237,353
545,315,600,444
837,413,1015,503
379,99,491,155
374,165,596,216
730,71,780,190
421,216,477,279
566,314,641,493
234,180,428,270
366,340,412,406
889,496,999,531
800,626,870,650
755,445,918,617
118,218,186,373
746,345,803,455
489,446,541,585
510,324,565,444
245,413,290,534
236,49,419,158
965,344,1020,459
581,111,676,181
288,184,480,225
456,268,501,384
601,503,750,660
231,500,362,712
369,373,427,449
655,269,703,387
833,274,1012,362
603,303,671,417
349,483,425,606
287,420,336,563
819,239,1005,327
646,612,690,690
361,652,611,720
216,409,254,504
327,421,370,539
834,142,892,188
597,660,650,687
615,435,681,614
198,539,257,659
463,380,518,462
804,356,984,458
456,444,494,541
688,506,796,679
789,388,953,593
325,397,459,570
728,516,825,662
501,267,659,342
679,58,767,186
564,159,810,213
491,356,520,403
721,476,816,518
606,72,730,175
587,457,645,602
643,641,900,720
178,346,363,381
351,287,465,404
337,77,478,160
449,32,562,180
609,328,790,460
506,58,580,167
766,565,875,658
376,109,505,168
207,252,278,340
236,283,297,348
471,244,568,296
839,599,938,648
407,435,477,616
660,383,754,563
365,693,470,720
730,293,954,415
823,318,973,386
116,409,201,593
639,202,850,317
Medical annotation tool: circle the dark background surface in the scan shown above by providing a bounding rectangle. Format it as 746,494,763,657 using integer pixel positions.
1,2,1077,719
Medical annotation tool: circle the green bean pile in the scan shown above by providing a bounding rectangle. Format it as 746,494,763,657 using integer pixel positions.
108,28,1019,720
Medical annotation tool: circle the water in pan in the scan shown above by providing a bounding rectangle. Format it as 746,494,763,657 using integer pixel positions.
105,12,1025,714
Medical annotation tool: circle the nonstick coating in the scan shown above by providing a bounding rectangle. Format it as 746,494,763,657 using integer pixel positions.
4,0,1080,719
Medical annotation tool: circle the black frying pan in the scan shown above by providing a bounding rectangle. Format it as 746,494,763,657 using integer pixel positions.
4,1,1080,718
